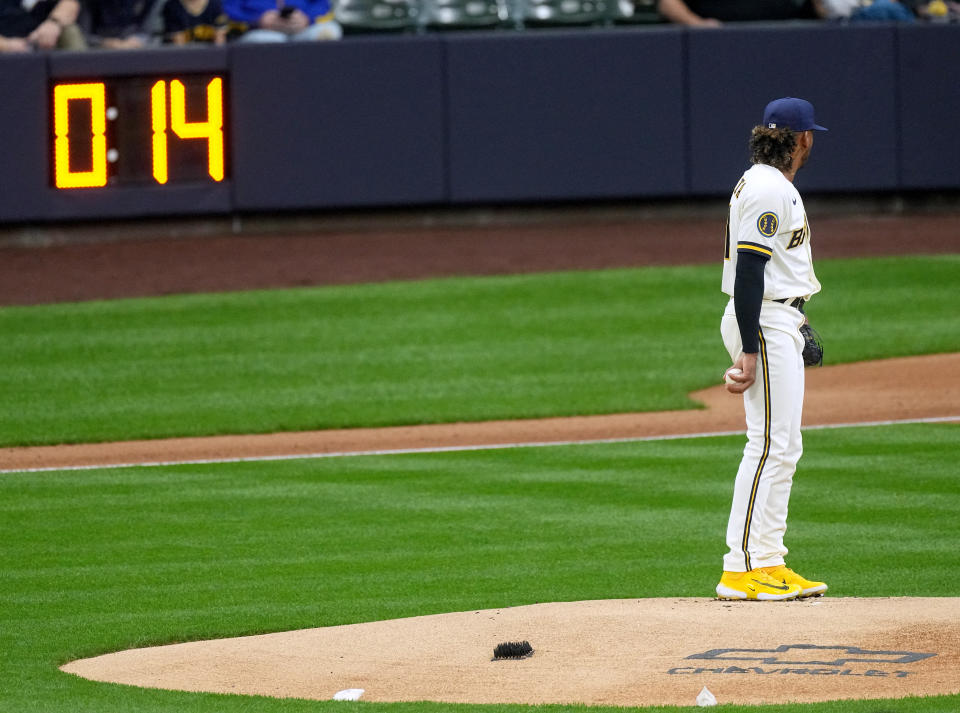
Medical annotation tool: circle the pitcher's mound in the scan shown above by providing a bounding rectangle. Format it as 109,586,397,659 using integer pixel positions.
62,597,960,708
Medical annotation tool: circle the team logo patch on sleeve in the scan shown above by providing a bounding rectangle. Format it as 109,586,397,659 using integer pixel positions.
757,212,779,237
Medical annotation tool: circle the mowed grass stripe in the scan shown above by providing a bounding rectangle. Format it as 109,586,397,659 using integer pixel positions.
1,255,958,447
1,423,958,713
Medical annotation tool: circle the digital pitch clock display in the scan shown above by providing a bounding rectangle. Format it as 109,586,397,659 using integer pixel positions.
51,74,227,189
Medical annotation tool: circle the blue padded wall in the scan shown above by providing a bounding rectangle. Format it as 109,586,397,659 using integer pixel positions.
0,55,52,222
229,37,446,210
1,24,957,223
687,24,899,196
898,25,960,189
445,28,686,202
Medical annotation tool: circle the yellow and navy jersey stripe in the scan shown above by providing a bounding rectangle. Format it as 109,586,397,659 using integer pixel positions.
737,241,773,259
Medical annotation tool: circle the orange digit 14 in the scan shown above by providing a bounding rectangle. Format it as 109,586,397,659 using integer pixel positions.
150,78,225,184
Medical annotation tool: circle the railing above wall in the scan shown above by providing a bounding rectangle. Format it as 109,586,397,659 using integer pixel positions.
1,23,957,223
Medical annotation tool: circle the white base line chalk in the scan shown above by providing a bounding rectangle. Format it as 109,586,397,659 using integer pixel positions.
2,415,958,475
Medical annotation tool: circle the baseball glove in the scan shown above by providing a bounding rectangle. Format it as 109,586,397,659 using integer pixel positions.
800,323,823,367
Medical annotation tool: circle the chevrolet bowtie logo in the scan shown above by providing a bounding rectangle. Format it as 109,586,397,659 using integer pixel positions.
686,644,936,667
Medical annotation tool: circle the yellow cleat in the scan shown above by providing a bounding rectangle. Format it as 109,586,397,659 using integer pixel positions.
760,565,828,598
716,569,802,601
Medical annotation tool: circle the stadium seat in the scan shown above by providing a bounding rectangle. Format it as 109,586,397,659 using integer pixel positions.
611,0,661,23
334,0,421,32
518,0,613,26
421,0,511,29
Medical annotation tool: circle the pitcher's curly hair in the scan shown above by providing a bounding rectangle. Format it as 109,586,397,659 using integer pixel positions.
749,126,797,172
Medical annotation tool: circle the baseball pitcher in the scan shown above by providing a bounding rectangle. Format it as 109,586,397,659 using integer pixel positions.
716,97,829,601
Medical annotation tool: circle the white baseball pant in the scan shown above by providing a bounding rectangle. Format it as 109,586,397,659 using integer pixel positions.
720,298,807,572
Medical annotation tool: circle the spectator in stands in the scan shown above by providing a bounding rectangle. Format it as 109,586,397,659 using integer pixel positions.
163,0,228,43
819,0,915,20
225,0,340,40
84,0,160,48
915,0,960,21
656,0,821,25
0,0,86,51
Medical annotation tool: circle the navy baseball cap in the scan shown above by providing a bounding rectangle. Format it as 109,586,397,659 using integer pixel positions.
762,97,828,132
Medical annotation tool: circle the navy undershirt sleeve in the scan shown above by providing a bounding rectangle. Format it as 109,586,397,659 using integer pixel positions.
734,251,768,354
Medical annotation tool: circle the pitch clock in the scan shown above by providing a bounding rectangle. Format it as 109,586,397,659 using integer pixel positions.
51,73,227,189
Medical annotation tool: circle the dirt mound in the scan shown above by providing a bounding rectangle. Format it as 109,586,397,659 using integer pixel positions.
61,597,960,707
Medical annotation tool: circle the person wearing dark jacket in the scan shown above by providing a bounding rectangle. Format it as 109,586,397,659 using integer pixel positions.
1,0,86,51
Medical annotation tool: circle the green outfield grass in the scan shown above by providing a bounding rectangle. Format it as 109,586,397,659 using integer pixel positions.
0,255,958,447
1,423,958,713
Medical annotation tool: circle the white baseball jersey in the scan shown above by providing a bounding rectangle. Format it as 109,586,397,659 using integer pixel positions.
721,163,821,302
718,162,822,575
